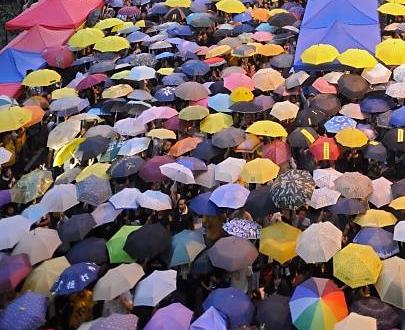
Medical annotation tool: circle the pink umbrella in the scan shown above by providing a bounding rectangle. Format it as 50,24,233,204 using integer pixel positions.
138,155,175,183
138,106,178,124
262,140,291,165
190,98,208,107
42,46,74,69
312,77,337,94
224,73,255,91
76,74,108,91
118,5,140,17
251,31,273,42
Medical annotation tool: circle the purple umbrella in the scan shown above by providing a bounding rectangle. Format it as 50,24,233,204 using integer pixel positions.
176,156,207,171
190,192,221,216
138,155,175,183
190,306,227,330
209,183,250,209
0,292,47,330
0,189,11,207
0,254,31,293
144,303,193,330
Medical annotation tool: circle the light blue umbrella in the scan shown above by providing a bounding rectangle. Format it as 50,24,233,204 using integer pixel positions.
190,307,227,330
127,31,149,43
256,23,277,32
353,228,399,259
208,94,232,112
233,11,252,23
170,229,206,267
324,115,357,133
129,66,156,81
156,51,175,60
209,183,250,209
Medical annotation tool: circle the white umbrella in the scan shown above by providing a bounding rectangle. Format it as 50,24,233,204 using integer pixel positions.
118,137,151,156
109,188,141,209
334,313,377,330
361,63,391,85
339,103,368,120
160,163,195,184
40,184,79,212
47,119,81,150
195,164,218,189
270,101,299,121
138,190,172,211
369,177,393,208
133,270,177,306
394,221,405,242
114,118,146,136
312,168,342,189
0,147,12,165
307,187,341,209
93,263,145,301
12,228,62,265
393,64,405,82
296,222,342,263
323,72,344,84
92,202,123,226
215,157,246,183
0,215,31,250
85,125,115,139
129,66,156,81
386,82,405,99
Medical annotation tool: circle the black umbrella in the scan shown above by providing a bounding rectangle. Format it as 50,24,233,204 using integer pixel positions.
271,32,295,45
209,81,229,95
191,249,214,275
86,8,101,27
230,101,262,113
109,156,145,178
391,178,405,199
268,12,297,27
190,139,224,163
244,185,277,218
57,213,96,243
269,54,294,69
338,74,369,100
75,136,110,162
123,223,171,260
310,94,341,116
66,237,108,265
328,198,367,215
256,294,293,330
101,98,127,113
383,128,405,152
89,60,116,74
295,108,327,127
212,127,245,148
364,142,387,162
287,127,319,147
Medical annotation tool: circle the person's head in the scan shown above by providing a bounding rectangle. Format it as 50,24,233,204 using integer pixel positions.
2,168,12,179
178,198,187,212
296,206,307,220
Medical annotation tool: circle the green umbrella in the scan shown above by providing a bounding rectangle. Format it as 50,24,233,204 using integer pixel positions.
11,169,53,204
106,225,141,263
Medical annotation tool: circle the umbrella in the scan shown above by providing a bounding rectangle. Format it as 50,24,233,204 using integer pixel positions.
200,113,233,134
215,157,246,183
109,188,141,209
209,183,250,209
57,213,96,243
285,71,310,89
170,229,206,267
109,156,144,178
90,314,138,330
22,69,61,87
288,127,318,147
47,120,81,150
337,74,369,100
328,198,367,215
106,225,141,263
270,101,299,121
244,185,277,218
361,63,392,85
270,170,315,209
181,60,210,76
289,277,348,330
176,156,207,171
66,237,108,265
256,295,292,330
137,190,172,211
129,65,156,81
179,105,209,121
54,139,85,168
76,74,108,91
190,192,221,216
337,49,377,69
51,262,99,296
390,106,405,127
85,125,114,139
295,108,327,127
160,163,195,184
324,116,357,133
13,228,61,266
93,263,144,301
268,12,296,27
76,175,112,206
383,128,405,152
190,306,227,330
191,139,223,163
144,303,193,330
312,77,337,94
354,209,397,228
353,228,399,259
68,28,104,48
22,257,70,297
334,172,372,199
11,169,53,204
208,94,231,113
124,223,171,260
369,177,393,208
102,84,133,99
230,87,254,102
223,73,254,91
139,155,175,183
235,134,262,154
390,196,405,210
169,137,202,157
240,158,279,184
334,313,377,330
223,219,261,240
246,120,287,137
203,287,254,328
94,36,130,52
333,243,382,288
311,94,341,116
0,215,31,250
175,81,209,101
0,292,47,330
307,187,341,209
147,128,177,140
375,38,405,66
339,103,368,120
259,221,301,264
76,163,111,182
308,137,340,161
312,168,342,189
208,236,258,272
49,96,90,117
0,254,31,293
300,44,339,65
40,184,79,213
364,141,387,162
133,270,177,306
42,45,74,69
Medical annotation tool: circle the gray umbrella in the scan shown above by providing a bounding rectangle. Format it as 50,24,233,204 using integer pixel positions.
109,156,145,178
76,175,112,206
75,136,110,162
131,53,157,67
269,54,294,69
89,61,116,74
212,127,245,148
256,295,293,330
57,213,96,243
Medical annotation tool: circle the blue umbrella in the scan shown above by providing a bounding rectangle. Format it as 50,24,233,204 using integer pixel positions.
176,50,199,61
190,139,223,163
91,313,138,330
181,59,210,76
190,192,221,216
166,37,186,45
324,115,357,133
0,292,47,330
360,97,392,113
365,141,387,162
156,51,175,60
233,23,254,34
149,3,169,15
176,156,207,170
177,40,200,53
154,86,176,102
390,106,405,127
190,306,227,330
163,73,187,86
234,11,252,23
203,287,254,329
353,228,399,259
256,23,277,32
168,25,194,37
127,31,149,43
208,93,232,112
66,237,108,265
210,183,250,209
51,262,99,296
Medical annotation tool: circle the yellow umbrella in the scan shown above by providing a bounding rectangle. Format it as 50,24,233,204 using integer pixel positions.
240,158,279,184
301,44,339,65
259,221,301,264
388,0,405,3
68,28,104,48
165,0,191,7
22,257,70,297
206,45,232,59
53,138,85,167
111,70,131,80
333,243,382,288
337,49,378,69
111,21,134,33
389,196,405,210
268,8,288,16
94,18,124,30
102,84,133,99
146,128,177,139
335,128,368,148
378,3,405,15
376,38,405,66
76,163,111,182
0,106,32,133
354,209,397,227
256,44,284,57
251,8,270,22
230,87,254,102
216,0,246,13
51,87,78,100
135,20,146,28
246,120,288,137
22,69,61,87
200,113,233,134
157,67,175,75
94,36,130,52
179,105,210,121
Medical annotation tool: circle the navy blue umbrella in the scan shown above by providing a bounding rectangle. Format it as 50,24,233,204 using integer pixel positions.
233,23,254,34
391,178,405,199
328,198,367,215
190,192,221,216
181,59,210,76
154,86,176,102
256,294,292,330
190,139,223,163
51,262,100,296
390,106,405,127
66,237,108,265
244,185,277,218
109,156,145,178
360,97,392,114
364,141,387,162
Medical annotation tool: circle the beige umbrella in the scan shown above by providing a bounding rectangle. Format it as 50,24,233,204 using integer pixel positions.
215,157,246,183
93,263,144,301
375,256,405,309
333,313,377,330
22,256,70,296
12,228,62,265
386,82,405,99
323,72,344,84
47,119,81,150
361,63,392,85
339,103,369,120
334,172,373,200
195,164,218,188
252,68,284,91
296,222,342,263
307,187,341,209
270,101,299,121
369,177,393,208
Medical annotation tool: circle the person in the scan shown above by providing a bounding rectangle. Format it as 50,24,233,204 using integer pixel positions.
292,207,311,230
171,198,194,233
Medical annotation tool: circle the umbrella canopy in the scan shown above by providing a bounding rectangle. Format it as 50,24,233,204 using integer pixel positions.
271,100,299,121
354,209,397,228
215,157,246,183
190,306,227,330
200,113,233,134
240,158,280,184
144,303,193,330
334,172,372,200
175,81,209,100
76,175,112,206
11,169,53,204
307,187,341,209
139,155,175,183
0,254,32,294
66,237,108,265
334,313,377,330
333,243,382,288
256,294,292,330
160,163,195,184
209,183,250,209
57,213,96,243
369,177,393,208
22,69,61,87
375,38,405,66
109,156,144,178
223,218,261,240
335,128,368,148
212,127,245,149
189,192,221,216
90,314,138,330
170,229,206,267
133,269,177,306
169,137,202,157
106,225,141,263
383,128,405,152
300,44,339,65
309,137,340,161
40,183,79,213
137,190,172,211
0,215,31,250
289,277,348,330
109,188,141,209
246,120,288,137
353,228,399,259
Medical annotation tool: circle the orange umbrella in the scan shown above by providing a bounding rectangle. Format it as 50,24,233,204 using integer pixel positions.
168,137,203,157
23,106,45,127
256,44,285,57
251,8,270,22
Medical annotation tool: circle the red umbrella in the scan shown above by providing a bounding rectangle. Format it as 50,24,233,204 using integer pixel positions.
76,74,108,91
204,57,227,67
118,6,140,17
262,140,291,165
309,136,340,161
138,155,175,183
42,46,74,69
